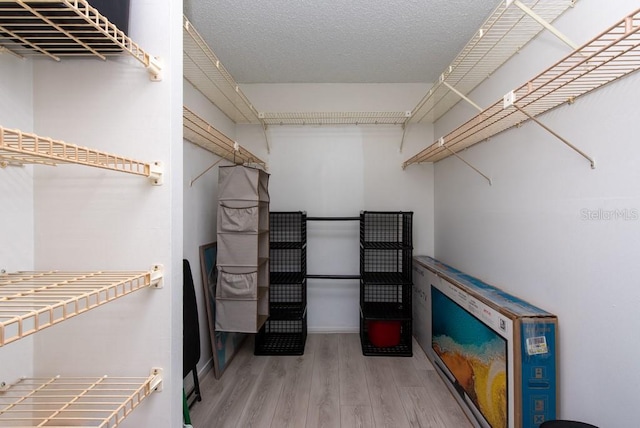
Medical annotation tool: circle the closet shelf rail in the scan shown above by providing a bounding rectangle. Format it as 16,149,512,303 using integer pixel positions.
404,7,640,167
0,0,161,80
183,16,260,124
259,111,411,126
0,369,163,427
409,0,576,124
0,126,163,184
183,106,266,168
0,267,163,347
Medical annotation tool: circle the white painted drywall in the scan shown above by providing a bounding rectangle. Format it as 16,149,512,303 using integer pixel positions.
432,1,640,426
183,80,238,381
0,51,35,384
28,0,183,426
236,83,435,331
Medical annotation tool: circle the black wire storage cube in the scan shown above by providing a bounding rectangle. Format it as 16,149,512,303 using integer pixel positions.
360,211,413,356
255,311,308,356
360,211,412,247
255,212,307,355
270,211,307,244
360,315,412,357
360,282,412,319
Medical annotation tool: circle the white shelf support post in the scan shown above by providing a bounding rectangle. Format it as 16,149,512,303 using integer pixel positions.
504,90,595,169
149,161,164,186
508,0,579,50
439,138,492,185
442,81,484,113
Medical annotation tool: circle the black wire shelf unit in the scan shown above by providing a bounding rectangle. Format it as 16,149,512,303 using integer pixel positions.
359,211,413,356
255,211,307,355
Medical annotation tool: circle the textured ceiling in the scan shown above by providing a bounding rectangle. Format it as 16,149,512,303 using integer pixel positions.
183,0,499,84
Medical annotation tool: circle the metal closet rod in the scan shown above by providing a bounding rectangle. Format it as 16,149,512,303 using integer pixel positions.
306,274,361,280
306,216,360,221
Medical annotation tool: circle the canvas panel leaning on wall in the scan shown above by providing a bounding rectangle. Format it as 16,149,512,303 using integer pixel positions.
199,242,247,379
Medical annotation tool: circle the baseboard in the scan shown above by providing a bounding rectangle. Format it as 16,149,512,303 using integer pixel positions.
183,357,213,391
308,326,359,334
198,358,213,378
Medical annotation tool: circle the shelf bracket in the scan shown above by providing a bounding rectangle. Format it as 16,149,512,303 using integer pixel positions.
146,56,163,82
508,0,579,50
259,117,271,154
150,368,163,392
189,142,240,187
0,46,23,59
150,265,164,289
439,138,492,185
149,161,164,186
504,91,595,169
0,156,26,168
442,81,484,113
398,123,407,153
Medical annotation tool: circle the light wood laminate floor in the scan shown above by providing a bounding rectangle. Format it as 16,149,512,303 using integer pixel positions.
189,334,472,428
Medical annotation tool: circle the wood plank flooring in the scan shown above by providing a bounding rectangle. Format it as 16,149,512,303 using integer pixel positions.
189,334,472,428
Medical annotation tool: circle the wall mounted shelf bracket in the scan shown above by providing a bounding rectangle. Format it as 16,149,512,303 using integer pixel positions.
398,123,407,153
504,91,595,169
0,45,21,59
508,0,579,50
150,367,163,392
0,156,25,168
439,137,492,185
258,117,272,154
150,265,164,289
189,149,233,187
442,81,484,113
146,56,163,81
149,161,164,185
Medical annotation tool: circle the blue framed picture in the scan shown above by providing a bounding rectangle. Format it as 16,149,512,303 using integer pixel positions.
199,242,247,379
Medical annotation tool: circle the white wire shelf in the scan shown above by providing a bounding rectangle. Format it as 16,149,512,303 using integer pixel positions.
0,126,163,184
259,111,412,126
183,16,260,124
0,369,162,427
0,0,161,79
404,7,640,167
0,268,163,347
183,106,266,167
409,0,575,124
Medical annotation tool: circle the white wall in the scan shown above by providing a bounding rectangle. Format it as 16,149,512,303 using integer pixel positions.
26,0,183,426
0,51,35,384
237,83,434,331
432,2,640,426
183,80,237,380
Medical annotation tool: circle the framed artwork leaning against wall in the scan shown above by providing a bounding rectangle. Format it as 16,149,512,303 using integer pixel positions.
199,242,247,379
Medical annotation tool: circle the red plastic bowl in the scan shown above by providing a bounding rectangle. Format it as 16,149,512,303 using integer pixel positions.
368,320,401,348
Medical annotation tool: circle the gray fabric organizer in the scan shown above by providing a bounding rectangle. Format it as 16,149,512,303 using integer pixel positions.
215,165,270,333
